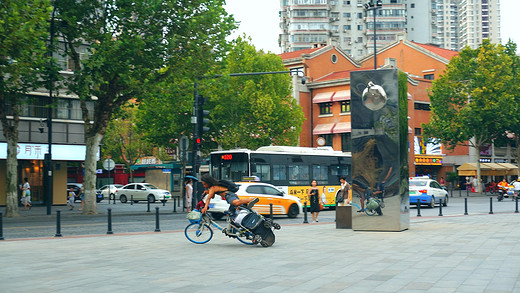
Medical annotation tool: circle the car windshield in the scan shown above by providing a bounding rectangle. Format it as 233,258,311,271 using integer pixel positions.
143,183,158,189
409,180,427,187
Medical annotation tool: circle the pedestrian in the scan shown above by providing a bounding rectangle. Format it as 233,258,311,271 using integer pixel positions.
20,177,32,210
185,178,193,212
513,179,520,200
307,179,320,223
68,187,76,210
78,184,85,211
337,175,350,206
440,176,446,186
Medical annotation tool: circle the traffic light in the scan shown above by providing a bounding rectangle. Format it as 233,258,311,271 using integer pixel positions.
194,94,210,150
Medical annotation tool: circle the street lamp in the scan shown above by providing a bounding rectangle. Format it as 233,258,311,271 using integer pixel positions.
364,0,383,69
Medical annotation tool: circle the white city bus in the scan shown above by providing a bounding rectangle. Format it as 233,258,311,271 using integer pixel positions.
210,146,351,207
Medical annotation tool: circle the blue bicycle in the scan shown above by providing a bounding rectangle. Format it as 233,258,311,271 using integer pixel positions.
184,211,257,245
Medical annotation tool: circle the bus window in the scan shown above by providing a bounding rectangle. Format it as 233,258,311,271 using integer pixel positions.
312,165,328,182
253,164,270,182
288,165,309,185
272,164,287,181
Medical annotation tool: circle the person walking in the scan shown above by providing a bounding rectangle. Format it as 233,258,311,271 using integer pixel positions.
20,177,32,210
185,178,193,212
308,179,320,223
78,184,85,211
68,187,76,210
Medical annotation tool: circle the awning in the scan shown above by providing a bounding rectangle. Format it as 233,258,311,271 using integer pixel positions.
332,122,351,133
497,163,519,176
408,126,412,134
332,90,350,102
312,92,334,103
313,123,335,135
456,163,508,176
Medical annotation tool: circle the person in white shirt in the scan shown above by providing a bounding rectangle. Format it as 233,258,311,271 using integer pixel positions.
512,179,520,200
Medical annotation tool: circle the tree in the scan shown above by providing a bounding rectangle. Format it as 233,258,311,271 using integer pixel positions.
500,41,520,165
204,36,305,150
54,0,235,214
0,0,53,217
423,40,518,193
102,103,155,183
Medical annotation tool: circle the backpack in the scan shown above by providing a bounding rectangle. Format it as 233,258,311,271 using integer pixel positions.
218,179,239,193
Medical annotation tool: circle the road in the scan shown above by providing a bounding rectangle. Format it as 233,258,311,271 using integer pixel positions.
2,194,518,240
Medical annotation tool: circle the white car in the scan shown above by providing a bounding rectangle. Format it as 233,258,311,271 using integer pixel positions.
115,183,171,203
409,177,449,208
97,184,124,200
208,182,303,219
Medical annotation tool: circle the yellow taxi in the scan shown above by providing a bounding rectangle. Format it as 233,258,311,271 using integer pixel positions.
208,182,303,220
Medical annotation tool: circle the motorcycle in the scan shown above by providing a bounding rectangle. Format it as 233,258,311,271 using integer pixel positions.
497,185,513,201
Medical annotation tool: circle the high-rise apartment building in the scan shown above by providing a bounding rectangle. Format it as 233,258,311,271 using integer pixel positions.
279,0,501,57
279,0,407,59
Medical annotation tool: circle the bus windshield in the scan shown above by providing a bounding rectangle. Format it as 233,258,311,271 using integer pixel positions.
210,152,249,182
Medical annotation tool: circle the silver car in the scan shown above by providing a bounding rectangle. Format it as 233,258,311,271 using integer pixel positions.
97,184,124,200
115,183,171,203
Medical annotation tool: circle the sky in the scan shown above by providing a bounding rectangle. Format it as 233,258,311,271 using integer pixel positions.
224,0,520,54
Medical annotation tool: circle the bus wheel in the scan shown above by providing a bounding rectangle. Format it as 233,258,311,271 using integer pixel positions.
287,204,299,218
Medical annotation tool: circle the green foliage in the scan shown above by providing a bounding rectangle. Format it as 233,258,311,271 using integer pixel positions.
423,40,517,150
204,36,305,150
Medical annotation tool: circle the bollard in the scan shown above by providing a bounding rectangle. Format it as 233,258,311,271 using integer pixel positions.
107,208,114,234
0,212,4,240
459,188,461,197
466,186,469,197
155,207,161,232
55,210,62,237
147,199,151,212
173,197,177,213
269,203,273,221
112,193,116,204
438,199,443,216
516,197,519,214
489,197,493,214
162,200,166,207
303,201,309,224
416,199,421,217
464,197,468,215
131,195,133,205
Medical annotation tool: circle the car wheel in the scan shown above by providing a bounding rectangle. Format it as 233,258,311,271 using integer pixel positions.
120,194,128,203
147,194,156,203
443,196,448,207
429,197,435,208
287,204,299,218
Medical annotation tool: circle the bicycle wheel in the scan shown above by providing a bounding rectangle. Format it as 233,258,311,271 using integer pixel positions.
365,208,376,216
235,229,256,245
185,223,213,244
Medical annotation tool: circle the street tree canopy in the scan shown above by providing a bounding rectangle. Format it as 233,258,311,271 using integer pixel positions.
0,0,52,217
423,40,519,192
54,0,235,214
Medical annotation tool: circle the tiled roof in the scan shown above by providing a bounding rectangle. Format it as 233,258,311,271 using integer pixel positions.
314,67,372,82
279,47,322,60
411,42,459,60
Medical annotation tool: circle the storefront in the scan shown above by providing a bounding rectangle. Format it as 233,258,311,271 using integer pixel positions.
414,155,443,179
0,143,98,206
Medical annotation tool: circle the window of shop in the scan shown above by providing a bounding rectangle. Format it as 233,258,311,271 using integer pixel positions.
319,102,332,115
341,132,352,152
340,100,351,113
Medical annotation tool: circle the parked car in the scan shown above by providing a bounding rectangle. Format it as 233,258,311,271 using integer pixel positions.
208,182,303,220
409,177,449,208
67,183,82,202
97,184,124,201
115,183,171,203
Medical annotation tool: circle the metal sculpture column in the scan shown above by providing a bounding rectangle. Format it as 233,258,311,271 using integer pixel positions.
350,69,409,231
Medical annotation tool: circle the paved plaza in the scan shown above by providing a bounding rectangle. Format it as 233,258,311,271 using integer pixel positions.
1,209,520,292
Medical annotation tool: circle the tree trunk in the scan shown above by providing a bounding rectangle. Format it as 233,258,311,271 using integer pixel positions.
82,133,103,215
476,144,482,194
4,136,20,217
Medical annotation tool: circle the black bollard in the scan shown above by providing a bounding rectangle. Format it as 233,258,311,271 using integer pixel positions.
416,199,421,217
112,193,116,204
131,195,133,205
489,197,494,214
438,199,443,216
55,210,62,237
303,201,309,224
155,207,161,232
269,203,273,220
147,199,151,212
466,186,469,197
516,197,519,214
0,212,4,240
464,197,468,215
162,199,166,207
173,197,177,213
459,187,461,197
107,208,113,234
